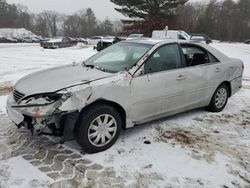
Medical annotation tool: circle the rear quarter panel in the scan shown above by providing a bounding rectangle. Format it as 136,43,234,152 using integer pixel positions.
226,58,244,95
199,43,243,97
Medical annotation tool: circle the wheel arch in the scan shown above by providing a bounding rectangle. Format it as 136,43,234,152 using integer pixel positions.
220,81,232,97
78,99,127,130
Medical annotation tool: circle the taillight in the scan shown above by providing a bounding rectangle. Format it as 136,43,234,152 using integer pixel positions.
242,63,244,71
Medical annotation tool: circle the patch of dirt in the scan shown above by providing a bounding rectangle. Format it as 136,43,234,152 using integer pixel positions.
154,104,250,181
0,83,13,96
156,128,207,145
155,127,215,162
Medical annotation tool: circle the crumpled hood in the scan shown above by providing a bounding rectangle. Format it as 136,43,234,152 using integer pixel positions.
14,64,113,95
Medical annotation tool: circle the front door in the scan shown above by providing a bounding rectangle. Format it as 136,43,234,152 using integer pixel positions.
129,43,188,123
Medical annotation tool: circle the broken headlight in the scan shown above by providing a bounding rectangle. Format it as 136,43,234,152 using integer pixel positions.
19,93,64,106
11,93,65,118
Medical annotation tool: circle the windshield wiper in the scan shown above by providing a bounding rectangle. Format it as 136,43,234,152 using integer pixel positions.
82,61,116,73
93,65,106,72
83,63,107,72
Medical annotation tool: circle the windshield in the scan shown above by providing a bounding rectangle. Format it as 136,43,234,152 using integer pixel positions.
85,42,152,73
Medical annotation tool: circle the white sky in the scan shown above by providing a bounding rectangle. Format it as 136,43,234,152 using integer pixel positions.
6,0,202,21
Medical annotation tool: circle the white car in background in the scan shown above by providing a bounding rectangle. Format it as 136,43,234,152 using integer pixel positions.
7,39,244,153
126,34,144,40
152,30,190,40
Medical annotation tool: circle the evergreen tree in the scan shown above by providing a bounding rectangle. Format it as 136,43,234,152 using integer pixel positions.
85,8,97,37
195,0,219,37
110,0,188,35
237,0,250,41
102,18,114,35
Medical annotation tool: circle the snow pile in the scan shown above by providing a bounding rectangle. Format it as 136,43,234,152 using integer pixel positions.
0,28,38,38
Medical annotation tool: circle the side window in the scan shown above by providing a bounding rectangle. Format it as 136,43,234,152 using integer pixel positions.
208,53,220,63
178,34,186,40
144,43,182,74
181,45,210,67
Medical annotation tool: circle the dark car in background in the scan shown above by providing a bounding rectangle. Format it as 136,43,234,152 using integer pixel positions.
245,39,250,44
190,34,212,44
0,36,17,43
41,37,78,49
95,36,126,51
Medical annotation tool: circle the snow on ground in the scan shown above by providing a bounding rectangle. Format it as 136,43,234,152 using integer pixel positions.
0,43,96,86
0,42,249,187
0,157,53,188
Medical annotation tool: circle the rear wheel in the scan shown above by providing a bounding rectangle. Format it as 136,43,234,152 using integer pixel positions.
75,104,122,153
207,84,229,112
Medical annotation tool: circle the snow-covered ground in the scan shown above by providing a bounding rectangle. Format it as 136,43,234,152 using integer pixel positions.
0,43,250,187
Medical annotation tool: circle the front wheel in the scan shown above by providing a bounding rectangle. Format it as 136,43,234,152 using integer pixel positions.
75,104,122,153
207,84,229,112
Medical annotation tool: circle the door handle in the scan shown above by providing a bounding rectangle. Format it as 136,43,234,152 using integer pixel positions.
177,75,185,81
215,68,221,72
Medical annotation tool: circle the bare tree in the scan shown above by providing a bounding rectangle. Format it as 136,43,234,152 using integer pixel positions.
42,11,59,37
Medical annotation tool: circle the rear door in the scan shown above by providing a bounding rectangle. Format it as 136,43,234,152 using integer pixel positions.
180,44,222,107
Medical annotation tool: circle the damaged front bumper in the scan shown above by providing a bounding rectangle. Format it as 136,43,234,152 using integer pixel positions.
6,95,25,125
6,87,92,136
6,92,68,133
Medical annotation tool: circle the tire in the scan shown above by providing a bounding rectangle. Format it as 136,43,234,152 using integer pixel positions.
207,84,229,112
75,104,122,153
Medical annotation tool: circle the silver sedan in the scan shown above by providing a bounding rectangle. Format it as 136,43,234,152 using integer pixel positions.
7,39,244,153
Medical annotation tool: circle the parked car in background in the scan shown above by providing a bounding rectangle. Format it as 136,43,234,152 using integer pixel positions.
152,30,190,40
31,37,41,43
39,38,50,46
190,34,213,44
0,36,17,43
41,37,78,49
22,37,33,43
87,36,104,45
95,36,114,51
245,39,250,44
127,34,144,40
7,39,244,153
76,38,88,44
12,37,25,43
6,37,18,43
95,36,126,51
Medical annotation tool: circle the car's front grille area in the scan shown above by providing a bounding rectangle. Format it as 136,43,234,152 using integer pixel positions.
13,89,25,103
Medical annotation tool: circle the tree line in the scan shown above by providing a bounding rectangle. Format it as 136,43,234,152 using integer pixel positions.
176,0,250,42
0,0,122,38
111,0,250,42
1,0,250,41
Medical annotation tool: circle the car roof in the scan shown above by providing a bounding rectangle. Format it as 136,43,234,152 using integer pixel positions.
121,38,192,45
121,38,165,45
121,38,230,62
